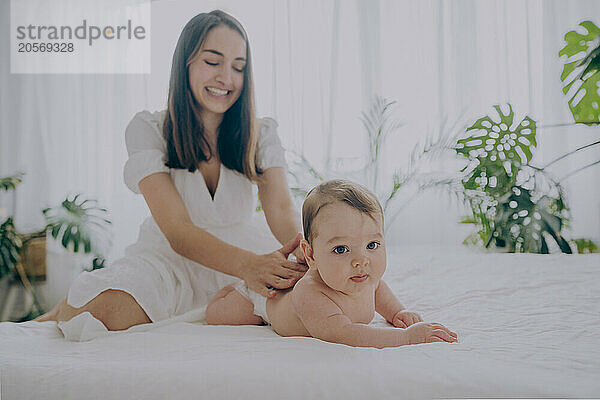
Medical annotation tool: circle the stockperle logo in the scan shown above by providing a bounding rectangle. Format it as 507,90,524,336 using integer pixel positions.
11,0,151,74
16,20,147,46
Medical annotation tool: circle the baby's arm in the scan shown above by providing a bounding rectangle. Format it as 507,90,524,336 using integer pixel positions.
374,280,405,323
292,281,411,348
292,282,456,347
375,280,422,328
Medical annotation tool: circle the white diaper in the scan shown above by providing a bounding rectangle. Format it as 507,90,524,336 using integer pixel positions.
232,281,270,325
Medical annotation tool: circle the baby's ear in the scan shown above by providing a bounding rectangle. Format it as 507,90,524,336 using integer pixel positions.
300,239,315,266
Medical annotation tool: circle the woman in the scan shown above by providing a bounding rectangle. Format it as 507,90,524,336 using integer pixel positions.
37,10,307,337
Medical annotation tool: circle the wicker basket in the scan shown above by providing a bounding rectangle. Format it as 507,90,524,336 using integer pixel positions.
17,233,46,281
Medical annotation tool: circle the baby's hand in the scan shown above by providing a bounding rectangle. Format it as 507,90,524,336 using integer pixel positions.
392,310,423,328
405,322,458,344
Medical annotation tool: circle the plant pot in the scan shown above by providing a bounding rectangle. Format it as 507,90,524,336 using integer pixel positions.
18,232,46,281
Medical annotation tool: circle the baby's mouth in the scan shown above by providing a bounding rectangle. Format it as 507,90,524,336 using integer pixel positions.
350,274,368,283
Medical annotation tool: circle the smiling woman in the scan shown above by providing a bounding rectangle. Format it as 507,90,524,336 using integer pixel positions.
163,13,256,176
34,10,308,339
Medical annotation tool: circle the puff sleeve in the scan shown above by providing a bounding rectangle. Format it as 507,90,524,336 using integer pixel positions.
123,111,170,194
255,117,287,171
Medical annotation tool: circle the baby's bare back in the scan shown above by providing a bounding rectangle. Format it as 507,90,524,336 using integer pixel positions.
266,274,376,337
266,287,309,336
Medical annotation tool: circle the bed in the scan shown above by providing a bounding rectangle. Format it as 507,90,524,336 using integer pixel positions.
1,246,599,399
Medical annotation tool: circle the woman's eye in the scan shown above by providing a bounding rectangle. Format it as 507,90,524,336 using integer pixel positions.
205,60,218,66
333,246,348,254
233,66,245,73
366,242,380,250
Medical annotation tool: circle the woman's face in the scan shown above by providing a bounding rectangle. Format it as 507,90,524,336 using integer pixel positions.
188,25,247,120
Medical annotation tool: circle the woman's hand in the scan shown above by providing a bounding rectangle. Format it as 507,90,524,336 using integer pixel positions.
292,246,307,264
241,233,308,298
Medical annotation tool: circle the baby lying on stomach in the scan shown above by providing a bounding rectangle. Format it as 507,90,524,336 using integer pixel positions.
206,179,457,348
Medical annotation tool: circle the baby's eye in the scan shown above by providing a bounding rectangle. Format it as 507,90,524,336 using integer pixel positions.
333,246,348,254
366,241,380,250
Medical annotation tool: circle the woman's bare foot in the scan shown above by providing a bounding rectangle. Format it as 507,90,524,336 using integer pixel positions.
33,291,151,331
34,298,67,322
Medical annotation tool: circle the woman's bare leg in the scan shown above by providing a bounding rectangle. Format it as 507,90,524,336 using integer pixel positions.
206,284,264,325
34,289,151,331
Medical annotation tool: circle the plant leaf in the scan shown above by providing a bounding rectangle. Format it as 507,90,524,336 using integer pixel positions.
0,172,25,192
43,194,111,256
456,104,537,167
0,218,22,279
572,238,599,253
493,187,572,253
455,104,536,198
559,20,600,124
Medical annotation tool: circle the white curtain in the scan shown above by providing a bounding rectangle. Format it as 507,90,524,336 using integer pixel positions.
0,0,153,262
1,0,599,264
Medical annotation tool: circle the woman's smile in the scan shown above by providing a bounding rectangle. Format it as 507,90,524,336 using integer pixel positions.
205,87,231,96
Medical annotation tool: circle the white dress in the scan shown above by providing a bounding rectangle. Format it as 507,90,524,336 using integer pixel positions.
65,110,287,325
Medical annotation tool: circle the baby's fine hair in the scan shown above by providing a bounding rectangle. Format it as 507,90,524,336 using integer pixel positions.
302,179,383,243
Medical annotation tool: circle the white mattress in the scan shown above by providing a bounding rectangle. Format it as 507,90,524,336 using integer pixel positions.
1,246,599,399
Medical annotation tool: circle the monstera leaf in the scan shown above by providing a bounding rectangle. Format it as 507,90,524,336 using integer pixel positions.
462,162,516,198
454,105,574,253
455,104,537,196
42,194,111,254
559,20,600,124
493,187,571,254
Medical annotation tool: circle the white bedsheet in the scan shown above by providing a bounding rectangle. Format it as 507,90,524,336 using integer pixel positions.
1,247,599,399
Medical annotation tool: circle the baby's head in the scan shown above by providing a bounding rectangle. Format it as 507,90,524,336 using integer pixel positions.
301,179,386,294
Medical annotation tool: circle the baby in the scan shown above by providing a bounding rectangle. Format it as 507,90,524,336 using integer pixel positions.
206,179,458,348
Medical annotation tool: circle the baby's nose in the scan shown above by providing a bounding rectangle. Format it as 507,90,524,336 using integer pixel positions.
351,255,369,268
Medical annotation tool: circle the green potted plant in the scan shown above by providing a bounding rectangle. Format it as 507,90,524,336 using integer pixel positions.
444,20,600,254
285,22,598,255
451,104,573,253
0,172,111,320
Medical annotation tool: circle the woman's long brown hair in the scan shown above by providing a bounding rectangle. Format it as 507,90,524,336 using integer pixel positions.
163,10,260,180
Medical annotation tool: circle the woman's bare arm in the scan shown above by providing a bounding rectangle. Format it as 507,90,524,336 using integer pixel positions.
257,167,304,260
138,172,306,296
139,172,252,278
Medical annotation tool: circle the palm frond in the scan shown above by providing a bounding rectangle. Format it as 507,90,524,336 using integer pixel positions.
0,172,25,192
